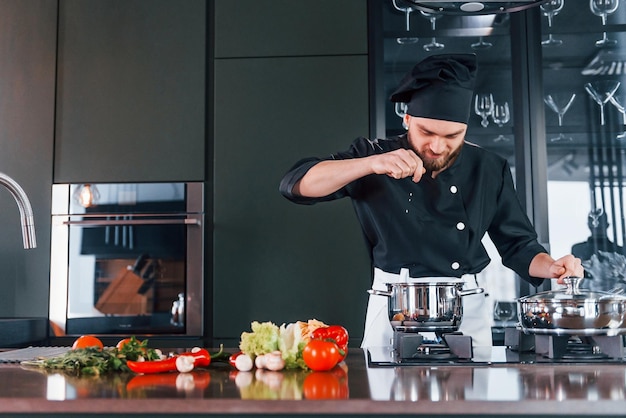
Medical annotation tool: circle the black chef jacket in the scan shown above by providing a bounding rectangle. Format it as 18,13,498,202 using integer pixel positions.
279,135,547,287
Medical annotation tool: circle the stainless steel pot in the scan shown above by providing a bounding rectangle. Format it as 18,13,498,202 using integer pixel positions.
517,277,626,336
368,281,484,332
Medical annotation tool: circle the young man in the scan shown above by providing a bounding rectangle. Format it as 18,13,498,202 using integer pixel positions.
280,54,583,348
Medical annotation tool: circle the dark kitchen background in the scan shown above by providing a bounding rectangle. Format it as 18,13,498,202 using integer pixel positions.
0,0,624,348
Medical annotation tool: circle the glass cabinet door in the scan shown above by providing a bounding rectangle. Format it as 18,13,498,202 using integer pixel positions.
375,0,520,327
542,0,626,293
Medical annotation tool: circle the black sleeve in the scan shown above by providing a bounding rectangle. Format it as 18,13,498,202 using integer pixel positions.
278,136,383,205
487,161,547,287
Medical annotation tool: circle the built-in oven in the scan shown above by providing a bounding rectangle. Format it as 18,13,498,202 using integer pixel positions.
49,182,203,337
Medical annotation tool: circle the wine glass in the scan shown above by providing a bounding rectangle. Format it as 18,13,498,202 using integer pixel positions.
474,93,493,128
394,102,408,129
420,10,445,51
585,80,620,125
590,0,619,47
391,0,419,44
493,300,517,323
540,0,564,47
394,102,407,118
609,94,626,139
491,102,511,142
544,93,576,141
471,36,493,50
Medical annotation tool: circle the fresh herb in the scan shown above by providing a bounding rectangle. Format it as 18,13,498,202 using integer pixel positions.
115,336,161,362
25,347,124,376
23,338,162,376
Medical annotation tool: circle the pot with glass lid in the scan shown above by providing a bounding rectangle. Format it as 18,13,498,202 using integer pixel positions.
517,277,626,335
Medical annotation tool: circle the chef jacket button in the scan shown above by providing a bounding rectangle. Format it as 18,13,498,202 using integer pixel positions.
451,262,460,270
450,185,458,194
456,222,465,231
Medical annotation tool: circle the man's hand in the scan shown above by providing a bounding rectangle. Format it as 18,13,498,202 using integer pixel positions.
370,149,426,183
529,253,584,284
550,254,584,283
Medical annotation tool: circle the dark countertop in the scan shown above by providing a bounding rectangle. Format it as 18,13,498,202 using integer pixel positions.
1,347,626,417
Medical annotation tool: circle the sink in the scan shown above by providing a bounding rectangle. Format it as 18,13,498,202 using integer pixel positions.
0,318,48,348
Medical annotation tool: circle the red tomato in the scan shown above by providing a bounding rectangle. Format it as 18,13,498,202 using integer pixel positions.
72,335,104,350
302,340,342,371
115,337,133,350
303,371,349,399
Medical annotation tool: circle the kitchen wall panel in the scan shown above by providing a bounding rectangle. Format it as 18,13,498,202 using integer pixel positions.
212,0,370,345
214,0,367,58
0,0,56,318
54,0,206,183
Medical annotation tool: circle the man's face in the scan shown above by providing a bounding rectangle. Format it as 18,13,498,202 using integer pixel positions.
404,116,467,173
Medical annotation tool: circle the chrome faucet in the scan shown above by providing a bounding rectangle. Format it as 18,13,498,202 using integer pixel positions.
0,172,36,249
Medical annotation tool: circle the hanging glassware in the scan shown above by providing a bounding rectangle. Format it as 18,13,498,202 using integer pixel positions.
544,93,576,141
492,102,511,142
391,0,419,44
420,10,445,51
541,0,564,47
474,93,494,128
590,0,620,47
585,80,621,125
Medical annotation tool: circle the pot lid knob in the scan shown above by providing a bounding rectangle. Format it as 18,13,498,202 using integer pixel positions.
562,277,583,295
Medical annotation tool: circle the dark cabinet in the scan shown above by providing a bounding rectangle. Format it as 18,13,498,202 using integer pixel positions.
53,0,206,183
0,0,56,319
211,0,371,345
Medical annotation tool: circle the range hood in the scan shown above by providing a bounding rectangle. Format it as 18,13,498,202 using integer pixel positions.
403,0,547,15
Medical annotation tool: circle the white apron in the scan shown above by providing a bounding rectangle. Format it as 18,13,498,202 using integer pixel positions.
361,268,492,348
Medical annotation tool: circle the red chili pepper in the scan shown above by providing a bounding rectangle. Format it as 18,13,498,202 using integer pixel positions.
188,348,211,367
228,351,243,368
127,357,178,374
126,347,212,374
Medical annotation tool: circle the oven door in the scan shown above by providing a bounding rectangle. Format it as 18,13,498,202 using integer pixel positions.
49,183,203,337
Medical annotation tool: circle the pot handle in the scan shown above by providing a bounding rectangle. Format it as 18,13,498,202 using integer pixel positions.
458,287,485,297
367,289,392,297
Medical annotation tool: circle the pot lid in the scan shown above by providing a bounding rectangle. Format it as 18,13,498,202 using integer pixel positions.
518,277,626,302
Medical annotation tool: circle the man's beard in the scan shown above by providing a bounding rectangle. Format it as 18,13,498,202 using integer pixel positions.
417,143,462,173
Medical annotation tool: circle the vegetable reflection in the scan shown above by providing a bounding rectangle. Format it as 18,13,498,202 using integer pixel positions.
232,364,348,400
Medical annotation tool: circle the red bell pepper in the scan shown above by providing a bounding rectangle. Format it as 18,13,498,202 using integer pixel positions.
311,325,349,361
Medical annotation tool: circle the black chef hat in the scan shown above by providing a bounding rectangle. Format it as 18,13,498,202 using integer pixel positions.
390,54,477,124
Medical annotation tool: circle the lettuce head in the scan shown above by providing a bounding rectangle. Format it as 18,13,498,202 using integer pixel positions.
239,321,280,357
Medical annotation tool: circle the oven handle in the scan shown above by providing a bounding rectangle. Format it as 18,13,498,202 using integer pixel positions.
63,218,201,226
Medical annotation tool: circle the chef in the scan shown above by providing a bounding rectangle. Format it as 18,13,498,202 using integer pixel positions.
279,53,584,348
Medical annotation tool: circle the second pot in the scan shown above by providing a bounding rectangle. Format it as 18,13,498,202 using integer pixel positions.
517,277,626,335
368,281,484,333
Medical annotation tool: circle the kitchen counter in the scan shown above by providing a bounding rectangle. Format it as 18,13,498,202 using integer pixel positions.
1,347,626,417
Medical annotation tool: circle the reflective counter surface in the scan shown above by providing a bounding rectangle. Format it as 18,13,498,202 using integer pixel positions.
1,347,626,416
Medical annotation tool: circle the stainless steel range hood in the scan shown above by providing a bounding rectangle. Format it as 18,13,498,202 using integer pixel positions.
403,0,547,15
